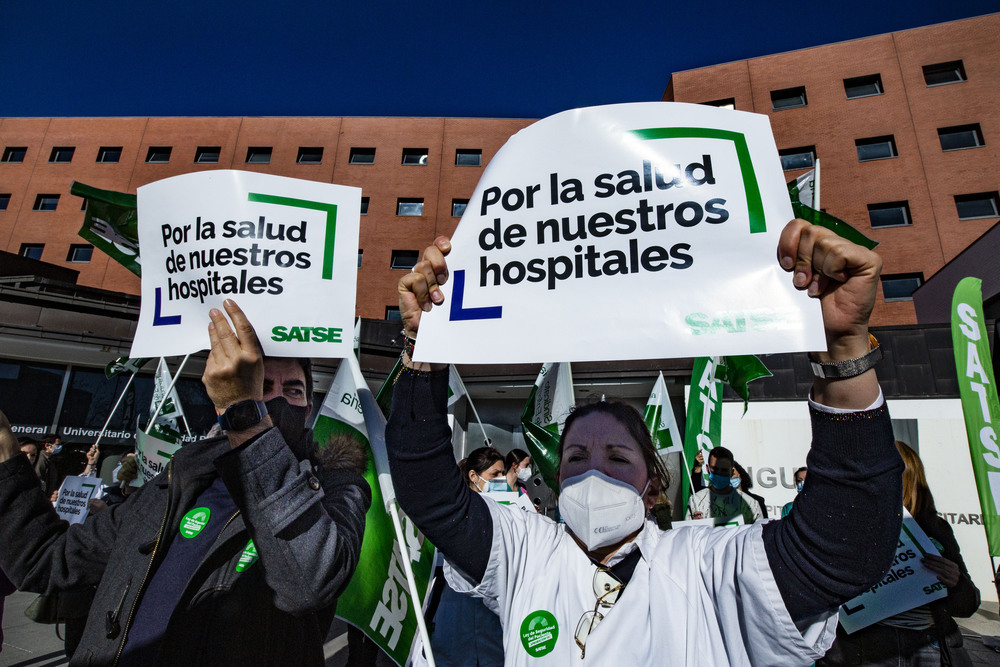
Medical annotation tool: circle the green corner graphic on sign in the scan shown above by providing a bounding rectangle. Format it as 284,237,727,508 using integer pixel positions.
247,192,339,280
629,127,765,234
520,610,559,657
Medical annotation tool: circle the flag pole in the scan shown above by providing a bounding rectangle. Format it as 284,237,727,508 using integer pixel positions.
814,158,821,210
92,373,136,449
388,501,437,667
146,355,190,433
465,394,491,448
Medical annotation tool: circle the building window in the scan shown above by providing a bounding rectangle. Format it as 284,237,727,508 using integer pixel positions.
0,194,9,211
867,201,911,228
396,198,424,216
360,197,369,215
19,243,43,260
297,147,323,164
402,148,429,166
452,199,468,217
702,97,736,110
33,194,59,211
48,146,75,163
954,192,1000,220
2,147,27,163
349,147,376,164
938,124,984,151
67,244,94,263
357,250,364,268
923,60,966,86
195,146,220,163
385,306,402,322
96,146,122,163
843,74,883,99
455,149,482,166
146,146,172,163
855,135,897,161
778,146,815,171
246,147,272,164
770,86,807,110
881,273,923,301
390,250,419,270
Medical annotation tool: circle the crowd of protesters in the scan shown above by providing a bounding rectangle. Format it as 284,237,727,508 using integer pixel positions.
0,217,987,666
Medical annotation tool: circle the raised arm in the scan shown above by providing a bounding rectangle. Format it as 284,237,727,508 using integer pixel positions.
385,237,495,583
764,219,903,621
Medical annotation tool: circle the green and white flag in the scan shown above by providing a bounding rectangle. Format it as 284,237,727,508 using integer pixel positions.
71,181,141,276
315,356,435,665
447,364,469,409
147,358,187,441
521,362,574,490
787,170,878,250
644,372,683,455
683,357,723,509
105,355,152,378
353,317,362,358
951,277,1000,555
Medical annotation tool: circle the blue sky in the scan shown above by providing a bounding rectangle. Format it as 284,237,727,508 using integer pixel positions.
1,1,996,119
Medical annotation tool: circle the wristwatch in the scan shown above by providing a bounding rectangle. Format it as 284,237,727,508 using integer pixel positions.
218,400,268,431
809,333,883,379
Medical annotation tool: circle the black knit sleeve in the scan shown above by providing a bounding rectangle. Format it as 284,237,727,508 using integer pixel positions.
385,368,493,583
762,404,904,623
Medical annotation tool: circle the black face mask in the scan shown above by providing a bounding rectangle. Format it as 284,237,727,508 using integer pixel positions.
265,397,313,460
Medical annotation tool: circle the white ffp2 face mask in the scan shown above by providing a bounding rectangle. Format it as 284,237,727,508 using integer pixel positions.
558,470,648,551
516,467,533,484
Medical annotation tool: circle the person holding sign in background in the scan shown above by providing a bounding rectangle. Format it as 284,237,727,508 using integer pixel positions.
386,219,904,665
0,300,370,666
818,441,979,666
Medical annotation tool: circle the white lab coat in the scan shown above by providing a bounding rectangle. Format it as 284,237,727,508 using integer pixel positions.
445,501,837,666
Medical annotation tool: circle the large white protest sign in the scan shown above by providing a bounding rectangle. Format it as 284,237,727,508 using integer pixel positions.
132,170,361,357
54,476,103,525
414,102,825,364
838,512,948,633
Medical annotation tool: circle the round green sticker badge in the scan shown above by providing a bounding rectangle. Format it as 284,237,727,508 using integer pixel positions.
179,507,211,539
520,610,558,657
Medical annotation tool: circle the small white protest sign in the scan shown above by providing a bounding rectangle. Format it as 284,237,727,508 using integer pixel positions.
414,102,825,364
54,476,103,525
132,170,360,358
135,429,183,485
838,512,948,634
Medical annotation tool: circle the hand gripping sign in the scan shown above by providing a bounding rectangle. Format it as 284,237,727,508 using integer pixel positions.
132,170,361,358
414,103,826,364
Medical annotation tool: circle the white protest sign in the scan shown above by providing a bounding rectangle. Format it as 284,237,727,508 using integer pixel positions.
414,102,825,364
132,170,361,358
135,429,183,484
838,512,949,633
54,476,103,525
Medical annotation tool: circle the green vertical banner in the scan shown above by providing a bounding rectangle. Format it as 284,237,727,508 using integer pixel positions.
521,362,575,491
683,357,723,509
71,181,141,276
315,357,435,665
951,277,1000,556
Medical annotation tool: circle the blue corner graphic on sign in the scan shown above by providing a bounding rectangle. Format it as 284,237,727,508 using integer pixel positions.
153,288,182,326
449,270,502,321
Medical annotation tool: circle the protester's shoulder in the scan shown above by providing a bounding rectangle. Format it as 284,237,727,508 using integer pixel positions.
659,521,766,558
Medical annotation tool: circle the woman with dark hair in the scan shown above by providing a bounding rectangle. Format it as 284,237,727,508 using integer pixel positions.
388,222,904,664
818,441,980,666
462,446,507,493
504,448,531,495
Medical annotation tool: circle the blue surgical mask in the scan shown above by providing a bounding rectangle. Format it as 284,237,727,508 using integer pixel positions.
51,445,63,455
485,477,511,494
730,477,741,490
709,473,731,490
796,481,804,494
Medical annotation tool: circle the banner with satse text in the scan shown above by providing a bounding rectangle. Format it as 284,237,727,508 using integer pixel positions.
414,102,825,364
132,170,360,358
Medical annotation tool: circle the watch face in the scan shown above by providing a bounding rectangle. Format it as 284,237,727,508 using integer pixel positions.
223,400,266,431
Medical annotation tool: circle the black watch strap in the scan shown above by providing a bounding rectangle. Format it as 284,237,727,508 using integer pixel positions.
218,400,268,431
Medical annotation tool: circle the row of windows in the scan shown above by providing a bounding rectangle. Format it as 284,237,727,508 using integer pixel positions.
704,60,968,112
19,243,93,262
865,193,999,227
1,191,472,218
0,145,483,167
778,123,986,171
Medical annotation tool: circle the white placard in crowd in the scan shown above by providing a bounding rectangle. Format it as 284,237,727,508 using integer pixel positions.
838,512,949,634
54,476,103,525
132,170,361,358
415,102,825,364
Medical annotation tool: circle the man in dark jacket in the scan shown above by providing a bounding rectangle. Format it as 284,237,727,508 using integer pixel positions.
0,300,371,665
